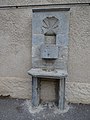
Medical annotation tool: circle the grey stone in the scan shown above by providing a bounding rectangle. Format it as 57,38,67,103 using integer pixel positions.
32,11,69,35
41,44,58,59
28,68,68,79
56,34,69,46
32,34,44,45
32,8,69,71
29,8,70,109
32,59,45,68
32,45,41,58
54,59,67,70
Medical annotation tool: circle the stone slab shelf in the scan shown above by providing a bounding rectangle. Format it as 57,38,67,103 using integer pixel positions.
28,68,68,79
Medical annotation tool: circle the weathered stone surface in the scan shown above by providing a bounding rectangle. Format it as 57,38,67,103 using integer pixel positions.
56,34,68,46
0,0,89,6
41,79,58,101
41,45,58,59
28,68,68,78
32,45,41,58
32,35,44,45
32,9,69,71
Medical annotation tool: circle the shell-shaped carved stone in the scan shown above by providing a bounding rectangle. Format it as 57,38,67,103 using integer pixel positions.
42,16,59,35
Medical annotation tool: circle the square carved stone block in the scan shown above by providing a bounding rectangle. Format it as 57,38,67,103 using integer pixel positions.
41,45,58,59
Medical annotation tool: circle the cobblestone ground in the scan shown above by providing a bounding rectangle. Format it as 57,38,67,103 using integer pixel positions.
0,99,90,120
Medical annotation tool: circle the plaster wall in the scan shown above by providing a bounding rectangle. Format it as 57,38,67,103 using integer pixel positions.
0,0,89,6
0,8,32,99
0,1,90,103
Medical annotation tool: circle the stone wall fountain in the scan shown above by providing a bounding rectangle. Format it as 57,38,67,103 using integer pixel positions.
28,8,70,110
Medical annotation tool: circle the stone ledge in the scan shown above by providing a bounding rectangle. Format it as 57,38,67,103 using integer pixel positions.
28,68,68,79
0,0,89,6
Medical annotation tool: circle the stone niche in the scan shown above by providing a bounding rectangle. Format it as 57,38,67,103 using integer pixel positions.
28,8,70,110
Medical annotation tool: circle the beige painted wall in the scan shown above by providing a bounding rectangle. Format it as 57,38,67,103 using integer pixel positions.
0,1,90,103
0,8,32,99
67,6,90,103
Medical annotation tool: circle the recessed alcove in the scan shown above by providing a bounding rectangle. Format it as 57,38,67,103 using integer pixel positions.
45,33,56,44
40,78,59,105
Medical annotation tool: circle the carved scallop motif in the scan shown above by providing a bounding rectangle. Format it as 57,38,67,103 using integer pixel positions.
42,16,59,35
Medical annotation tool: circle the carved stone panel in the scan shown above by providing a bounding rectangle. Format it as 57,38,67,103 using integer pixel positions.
42,16,59,35
32,8,70,70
